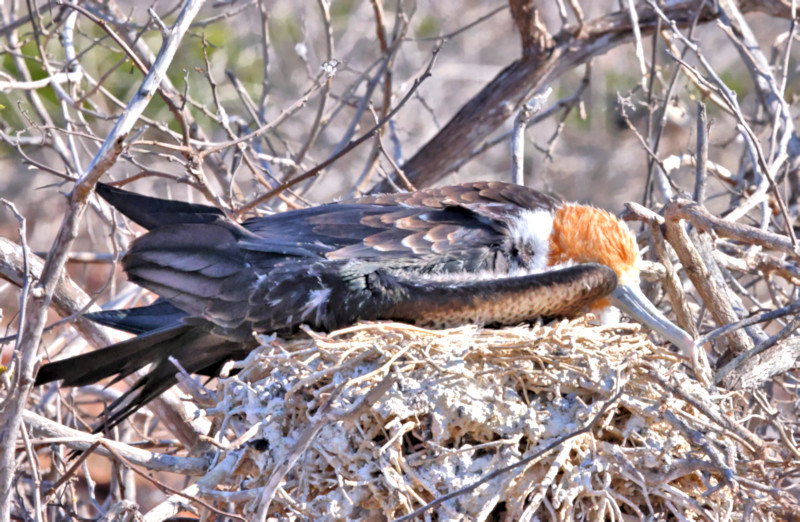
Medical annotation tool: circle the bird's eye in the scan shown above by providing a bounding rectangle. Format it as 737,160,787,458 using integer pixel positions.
511,243,535,263
522,244,535,260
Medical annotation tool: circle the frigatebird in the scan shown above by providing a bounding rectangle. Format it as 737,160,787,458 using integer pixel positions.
36,181,695,430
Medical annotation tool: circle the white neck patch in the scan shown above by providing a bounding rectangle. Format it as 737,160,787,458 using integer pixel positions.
508,208,555,271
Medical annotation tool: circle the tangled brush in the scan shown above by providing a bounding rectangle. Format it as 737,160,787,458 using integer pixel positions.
188,318,795,520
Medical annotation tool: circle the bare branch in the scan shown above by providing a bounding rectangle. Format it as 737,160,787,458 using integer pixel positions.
22,411,209,475
372,0,790,192
0,1,207,516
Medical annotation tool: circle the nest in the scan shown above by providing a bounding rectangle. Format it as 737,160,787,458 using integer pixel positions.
195,318,793,520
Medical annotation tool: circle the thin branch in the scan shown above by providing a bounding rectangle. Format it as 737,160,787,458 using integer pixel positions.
22,411,209,475
0,2,206,516
372,0,790,192
510,87,551,186
236,44,442,215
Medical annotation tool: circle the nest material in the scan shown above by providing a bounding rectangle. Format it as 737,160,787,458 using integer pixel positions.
202,318,790,520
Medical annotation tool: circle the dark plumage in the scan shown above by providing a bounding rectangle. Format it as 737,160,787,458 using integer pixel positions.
36,181,686,431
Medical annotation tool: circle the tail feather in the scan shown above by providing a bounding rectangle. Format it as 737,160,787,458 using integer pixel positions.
35,184,258,432
85,300,186,335
35,324,195,388
94,326,251,432
95,183,225,230
37,321,253,432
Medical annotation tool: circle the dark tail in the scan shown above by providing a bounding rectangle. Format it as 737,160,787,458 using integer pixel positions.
33,184,254,432
36,322,252,432
95,183,225,230
85,300,187,335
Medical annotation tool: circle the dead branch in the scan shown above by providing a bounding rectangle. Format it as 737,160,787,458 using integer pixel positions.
371,0,792,192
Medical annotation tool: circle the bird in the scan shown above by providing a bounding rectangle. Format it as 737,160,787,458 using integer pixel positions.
36,181,695,431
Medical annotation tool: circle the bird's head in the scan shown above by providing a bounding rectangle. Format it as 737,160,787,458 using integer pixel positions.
548,203,696,359
548,203,639,285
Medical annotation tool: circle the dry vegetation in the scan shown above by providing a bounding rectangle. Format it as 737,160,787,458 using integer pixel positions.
177,320,796,519
1,0,800,520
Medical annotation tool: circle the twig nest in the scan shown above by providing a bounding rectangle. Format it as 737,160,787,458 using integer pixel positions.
201,318,783,520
